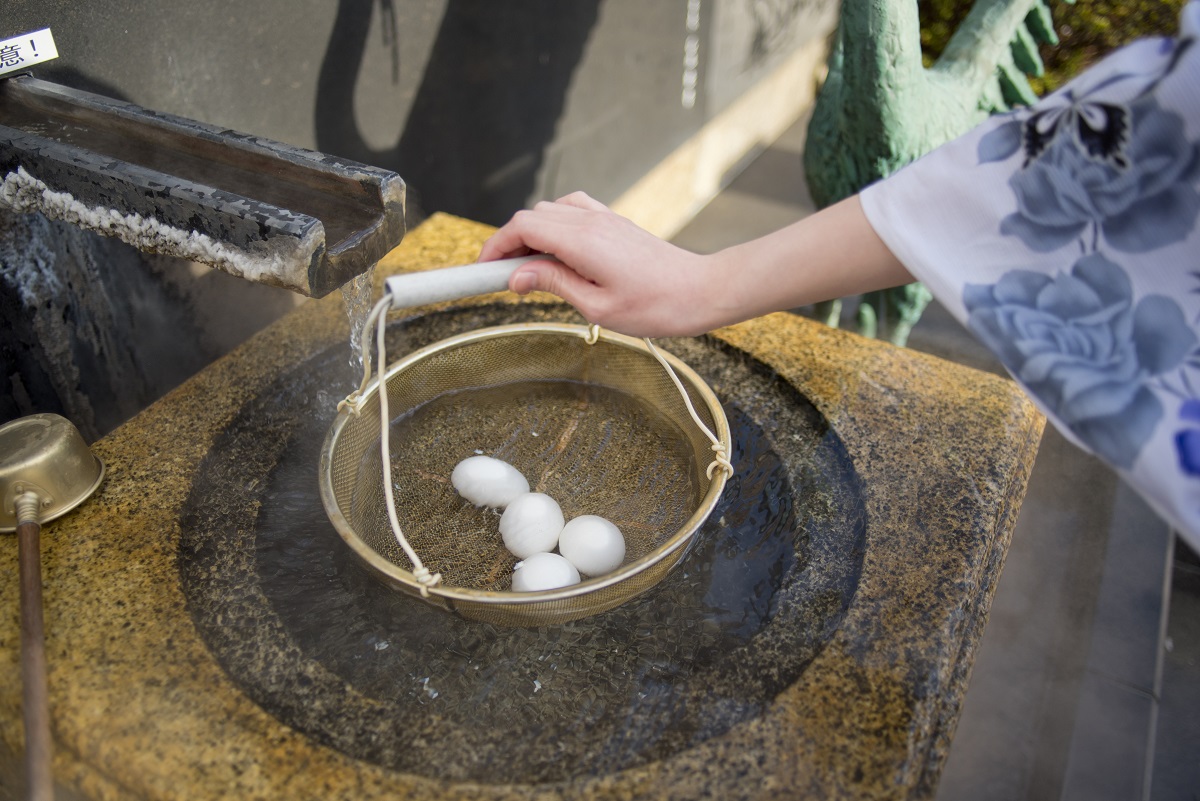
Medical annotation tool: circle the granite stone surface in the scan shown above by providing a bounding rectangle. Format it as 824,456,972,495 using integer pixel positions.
0,213,1044,800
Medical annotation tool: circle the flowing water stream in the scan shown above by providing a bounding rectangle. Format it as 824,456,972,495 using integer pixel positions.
341,264,377,374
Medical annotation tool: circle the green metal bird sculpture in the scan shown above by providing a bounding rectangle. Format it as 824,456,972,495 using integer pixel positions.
804,0,1067,345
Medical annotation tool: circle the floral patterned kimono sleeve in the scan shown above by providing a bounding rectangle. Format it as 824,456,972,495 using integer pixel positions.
859,3,1200,549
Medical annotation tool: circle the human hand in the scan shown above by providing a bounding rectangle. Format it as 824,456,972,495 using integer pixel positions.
478,192,720,338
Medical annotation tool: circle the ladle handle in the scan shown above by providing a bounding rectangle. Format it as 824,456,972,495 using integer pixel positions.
18,516,54,801
383,255,559,308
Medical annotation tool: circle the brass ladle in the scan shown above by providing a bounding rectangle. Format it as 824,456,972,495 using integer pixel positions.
1,414,104,801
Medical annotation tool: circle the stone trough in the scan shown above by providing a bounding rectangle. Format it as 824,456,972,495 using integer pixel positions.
0,213,1043,800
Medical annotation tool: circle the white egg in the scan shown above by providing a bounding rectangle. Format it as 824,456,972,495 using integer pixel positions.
558,515,626,576
511,552,581,592
499,492,565,558
450,455,529,508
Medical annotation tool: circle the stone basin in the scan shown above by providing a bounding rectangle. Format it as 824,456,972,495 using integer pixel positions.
0,213,1044,800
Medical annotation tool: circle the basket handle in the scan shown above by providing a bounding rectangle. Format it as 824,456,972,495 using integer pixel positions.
383,255,560,308
341,257,556,416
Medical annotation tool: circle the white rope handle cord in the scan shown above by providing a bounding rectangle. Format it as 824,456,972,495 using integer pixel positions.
340,295,442,596
631,330,733,480
585,325,732,479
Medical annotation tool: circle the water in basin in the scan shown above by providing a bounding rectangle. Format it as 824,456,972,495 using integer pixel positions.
178,303,866,785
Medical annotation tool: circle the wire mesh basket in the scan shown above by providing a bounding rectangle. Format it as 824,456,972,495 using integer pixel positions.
319,321,731,626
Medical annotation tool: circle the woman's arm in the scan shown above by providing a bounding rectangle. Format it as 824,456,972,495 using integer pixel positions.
478,191,913,338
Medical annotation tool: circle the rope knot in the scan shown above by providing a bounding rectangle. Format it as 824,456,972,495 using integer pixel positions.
337,393,364,416
411,565,443,597
706,442,734,480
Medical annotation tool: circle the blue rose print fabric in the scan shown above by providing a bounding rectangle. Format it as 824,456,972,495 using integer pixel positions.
860,3,1200,548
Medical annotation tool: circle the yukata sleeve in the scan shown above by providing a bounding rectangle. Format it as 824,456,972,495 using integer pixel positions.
859,3,1200,549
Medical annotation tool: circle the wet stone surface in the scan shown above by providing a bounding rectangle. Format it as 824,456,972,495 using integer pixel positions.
178,303,867,784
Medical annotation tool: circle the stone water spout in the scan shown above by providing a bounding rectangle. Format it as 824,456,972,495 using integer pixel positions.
0,75,405,298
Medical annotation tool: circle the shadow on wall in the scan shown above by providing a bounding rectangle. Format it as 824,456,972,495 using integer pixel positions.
316,0,602,226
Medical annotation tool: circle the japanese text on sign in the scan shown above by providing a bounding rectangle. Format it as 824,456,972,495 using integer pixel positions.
0,29,59,78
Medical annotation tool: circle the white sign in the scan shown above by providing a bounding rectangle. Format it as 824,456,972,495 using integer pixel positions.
0,29,59,78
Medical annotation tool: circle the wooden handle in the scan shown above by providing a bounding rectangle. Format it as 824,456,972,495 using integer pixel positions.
18,519,54,801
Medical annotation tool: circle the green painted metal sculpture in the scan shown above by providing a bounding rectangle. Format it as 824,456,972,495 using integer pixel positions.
804,0,1065,345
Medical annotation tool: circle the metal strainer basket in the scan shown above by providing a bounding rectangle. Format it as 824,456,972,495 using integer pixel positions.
319,319,731,627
